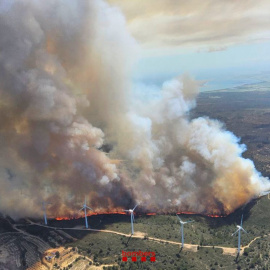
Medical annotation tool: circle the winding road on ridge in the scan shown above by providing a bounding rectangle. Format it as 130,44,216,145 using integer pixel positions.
24,220,267,256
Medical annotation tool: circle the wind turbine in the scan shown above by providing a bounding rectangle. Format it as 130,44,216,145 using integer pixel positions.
124,204,138,235
176,215,194,248
232,214,247,255
42,201,51,225
79,197,93,229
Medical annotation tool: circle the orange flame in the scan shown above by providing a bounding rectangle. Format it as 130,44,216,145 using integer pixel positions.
146,213,157,216
207,214,226,218
54,211,128,221
55,217,71,221
177,211,226,218
177,211,196,215
54,210,227,221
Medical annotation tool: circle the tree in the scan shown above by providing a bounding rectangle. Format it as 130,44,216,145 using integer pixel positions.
55,251,60,258
243,248,250,256
200,235,205,246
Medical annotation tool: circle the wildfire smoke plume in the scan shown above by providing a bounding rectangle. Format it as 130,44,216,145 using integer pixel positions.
0,0,269,219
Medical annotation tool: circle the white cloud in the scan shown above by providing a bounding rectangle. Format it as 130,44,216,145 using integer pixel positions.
109,0,270,54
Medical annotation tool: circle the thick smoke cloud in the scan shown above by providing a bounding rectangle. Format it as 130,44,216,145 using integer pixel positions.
0,0,136,218
115,77,270,215
0,0,269,219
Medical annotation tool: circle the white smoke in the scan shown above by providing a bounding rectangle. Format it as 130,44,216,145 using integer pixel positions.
117,76,270,214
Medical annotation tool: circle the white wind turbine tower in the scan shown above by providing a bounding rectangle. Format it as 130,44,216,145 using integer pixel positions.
232,214,247,255
176,215,194,248
42,201,51,225
79,197,94,229
124,204,138,235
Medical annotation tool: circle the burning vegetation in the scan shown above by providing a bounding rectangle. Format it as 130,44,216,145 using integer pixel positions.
0,0,269,220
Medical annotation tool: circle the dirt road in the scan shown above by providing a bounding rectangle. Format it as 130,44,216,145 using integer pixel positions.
29,222,259,256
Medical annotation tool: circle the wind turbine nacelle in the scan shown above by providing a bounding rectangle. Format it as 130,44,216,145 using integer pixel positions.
237,225,241,229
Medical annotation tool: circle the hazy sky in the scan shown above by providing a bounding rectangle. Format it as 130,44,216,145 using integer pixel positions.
108,0,270,89
2,0,269,89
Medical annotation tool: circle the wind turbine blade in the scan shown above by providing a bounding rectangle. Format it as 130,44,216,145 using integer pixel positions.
241,214,243,227
85,196,87,205
86,206,93,211
79,207,84,212
123,210,129,212
133,204,138,211
241,228,247,234
176,214,183,223
186,220,194,224
231,229,240,236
